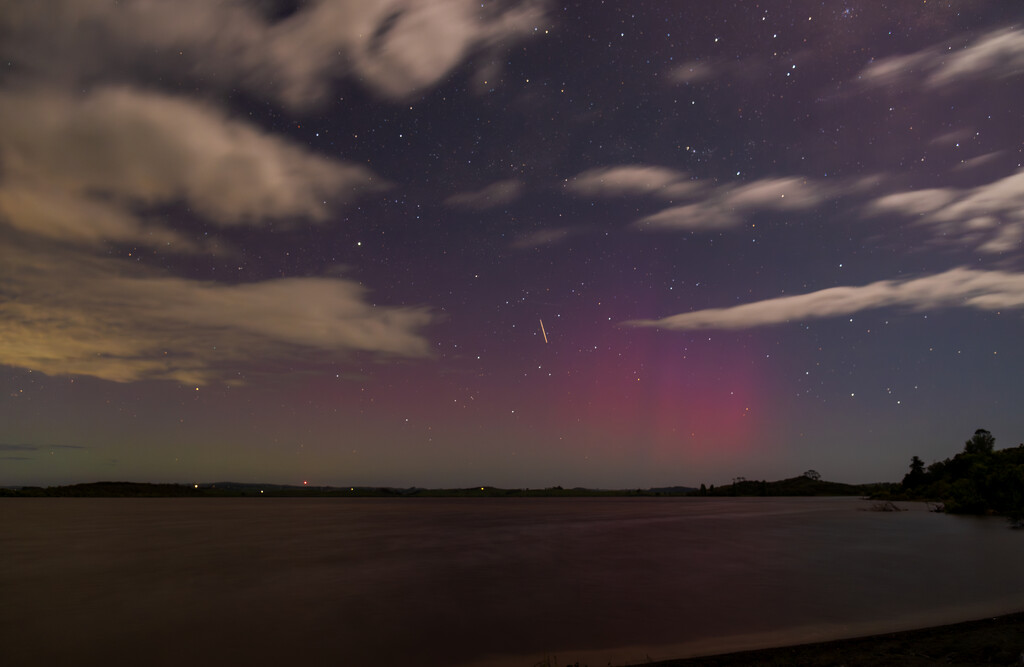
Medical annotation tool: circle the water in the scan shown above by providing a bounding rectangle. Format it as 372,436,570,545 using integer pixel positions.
2,497,1023,666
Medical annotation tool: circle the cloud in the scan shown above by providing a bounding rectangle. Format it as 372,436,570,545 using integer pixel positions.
0,443,84,461
978,224,1024,254
0,244,436,386
623,267,1024,332
0,183,194,250
861,27,1024,89
869,189,958,217
510,226,586,249
866,170,1024,255
444,179,523,210
954,151,1004,172
340,1,547,101
2,0,549,108
0,87,384,247
635,202,740,230
566,166,699,199
0,3,454,387
634,177,827,230
858,52,933,87
563,168,832,232
928,28,1024,86
667,61,716,84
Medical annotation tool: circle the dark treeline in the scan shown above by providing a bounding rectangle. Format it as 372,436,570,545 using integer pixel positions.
2,481,203,497
0,481,692,498
888,429,1024,519
690,474,891,498
1,478,889,499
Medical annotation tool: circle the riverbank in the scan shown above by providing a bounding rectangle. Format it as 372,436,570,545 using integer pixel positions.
635,612,1024,666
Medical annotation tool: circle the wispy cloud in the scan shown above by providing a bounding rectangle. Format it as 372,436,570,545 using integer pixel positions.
510,226,586,249
953,151,1005,172
0,443,84,461
444,179,523,210
861,27,1024,89
866,170,1024,255
0,245,436,385
564,168,835,231
566,166,699,199
623,268,1024,332
634,177,828,230
2,0,549,108
667,60,717,85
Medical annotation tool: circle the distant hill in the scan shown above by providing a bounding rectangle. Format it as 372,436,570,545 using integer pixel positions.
698,476,892,497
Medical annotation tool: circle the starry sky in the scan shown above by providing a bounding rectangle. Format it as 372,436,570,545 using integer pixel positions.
2,1,1023,489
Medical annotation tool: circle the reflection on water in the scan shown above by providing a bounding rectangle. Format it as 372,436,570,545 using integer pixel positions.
2,497,1023,666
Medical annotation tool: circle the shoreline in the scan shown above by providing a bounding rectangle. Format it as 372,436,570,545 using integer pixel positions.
633,611,1024,666
467,609,1024,667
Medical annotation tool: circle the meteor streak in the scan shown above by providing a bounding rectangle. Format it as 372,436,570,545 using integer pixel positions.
539,319,548,344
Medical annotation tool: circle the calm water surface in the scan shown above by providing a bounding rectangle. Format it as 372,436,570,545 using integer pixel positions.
2,497,1023,666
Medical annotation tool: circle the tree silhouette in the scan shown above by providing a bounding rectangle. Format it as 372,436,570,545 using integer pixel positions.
802,469,821,481
892,429,1024,519
902,456,926,488
964,429,995,455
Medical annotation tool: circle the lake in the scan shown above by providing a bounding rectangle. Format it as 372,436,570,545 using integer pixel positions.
2,497,1023,666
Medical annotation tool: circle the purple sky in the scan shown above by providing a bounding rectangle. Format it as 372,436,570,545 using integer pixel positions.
2,1,1024,488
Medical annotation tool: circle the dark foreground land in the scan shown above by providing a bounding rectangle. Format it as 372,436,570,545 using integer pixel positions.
633,612,1024,667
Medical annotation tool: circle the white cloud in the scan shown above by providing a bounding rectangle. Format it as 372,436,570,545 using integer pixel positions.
444,179,523,210
928,28,1024,86
933,171,1024,223
635,202,739,230
859,52,933,87
0,183,195,250
567,166,699,199
860,27,1024,89
2,0,549,107
869,189,958,217
0,87,384,239
726,177,825,209
623,268,1024,332
342,0,546,101
978,223,1024,254
564,169,830,232
0,244,435,385
865,170,1024,255
634,177,827,230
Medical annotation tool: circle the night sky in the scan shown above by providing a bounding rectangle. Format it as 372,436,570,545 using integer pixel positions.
2,1,1023,489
